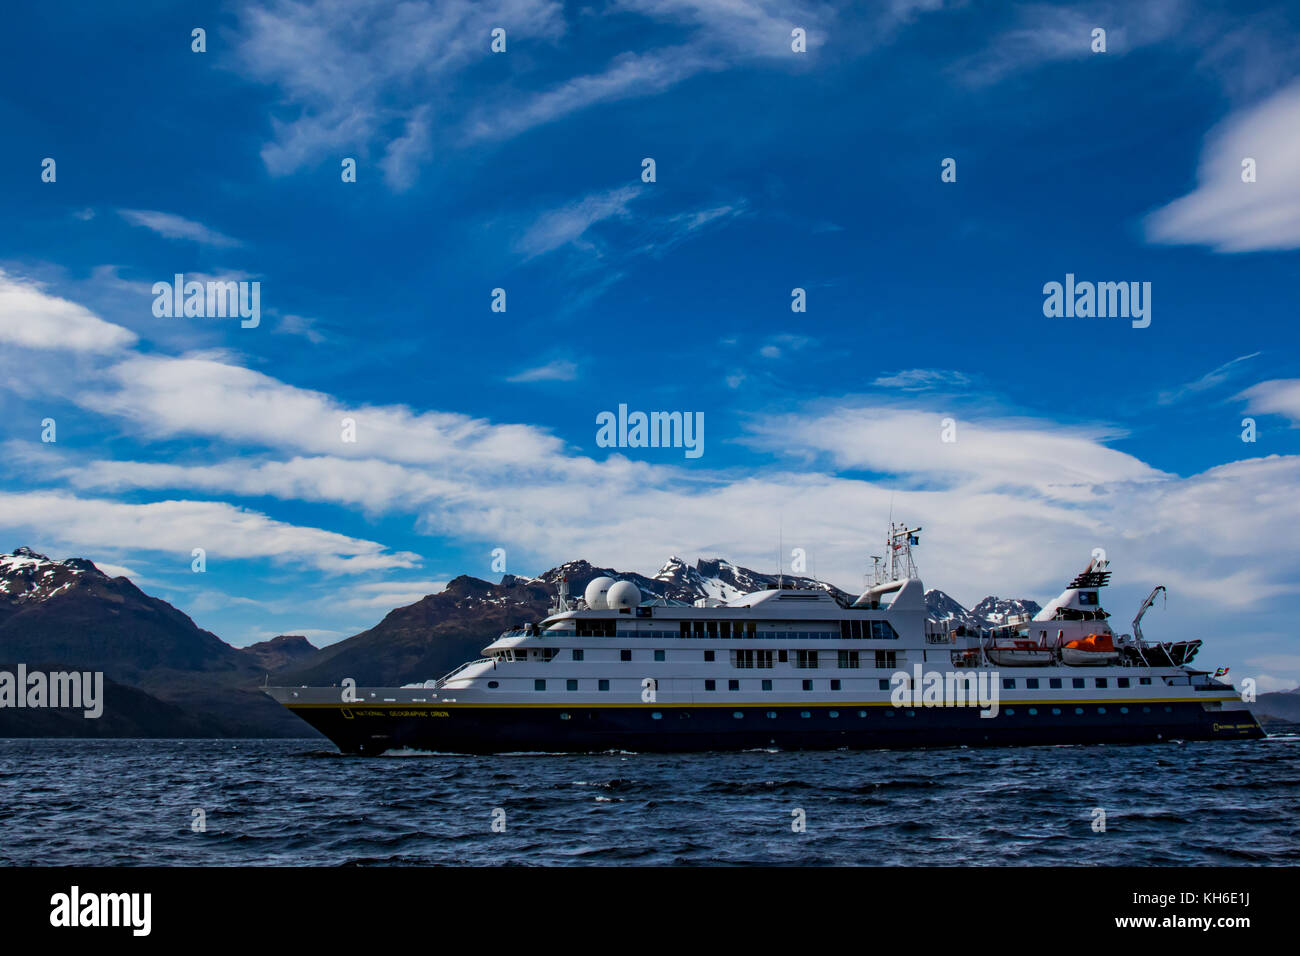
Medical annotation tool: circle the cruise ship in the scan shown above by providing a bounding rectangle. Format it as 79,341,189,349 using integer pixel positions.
265,526,1264,754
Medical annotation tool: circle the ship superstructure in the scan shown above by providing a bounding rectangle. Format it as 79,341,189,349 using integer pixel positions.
267,525,1263,754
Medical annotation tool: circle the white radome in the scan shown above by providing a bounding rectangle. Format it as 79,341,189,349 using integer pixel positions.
606,580,642,610
584,576,616,609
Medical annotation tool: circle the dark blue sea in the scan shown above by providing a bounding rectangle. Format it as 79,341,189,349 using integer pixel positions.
3,731,1298,866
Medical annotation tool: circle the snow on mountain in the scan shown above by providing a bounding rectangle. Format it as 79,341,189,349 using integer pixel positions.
0,547,108,604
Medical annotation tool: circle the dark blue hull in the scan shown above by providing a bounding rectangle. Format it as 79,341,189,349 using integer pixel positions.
288,701,1265,755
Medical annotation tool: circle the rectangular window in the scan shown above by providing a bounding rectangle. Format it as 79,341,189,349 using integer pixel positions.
1117,677,1130,688
572,649,584,661
756,650,774,669
706,620,717,636
566,679,578,691
1002,678,1015,690
1139,677,1152,685
796,650,819,669
840,620,851,639
778,649,788,663
830,679,841,691
838,650,860,669
761,679,772,691
873,650,897,669
680,621,689,636
746,622,757,636
733,649,755,669
704,679,716,691
1095,677,1107,688
704,650,715,662
620,649,632,662
879,679,889,690
728,679,740,691
693,621,705,636
654,649,665,662
802,679,813,691
598,679,609,691
850,619,863,639
1072,678,1085,689
870,620,899,640
534,679,546,691
1026,678,1039,689
720,621,731,638
1049,678,1062,689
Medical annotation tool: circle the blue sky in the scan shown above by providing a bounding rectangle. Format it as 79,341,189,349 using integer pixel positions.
2,0,1299,689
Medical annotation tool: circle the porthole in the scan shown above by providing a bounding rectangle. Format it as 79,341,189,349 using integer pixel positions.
1142,706,1151,713
1052,708,1062,715
828,711,839,718
767,711,777,719
651,712,662,720
487,681,499,688
1074,707,1084,715
905,710,915,717
1164,706,1172,713
886,710,896,718
857,710,868,718
800,711,811,718
1027,708,1037,715
1005,708,1015,716
1120,706,1129,714
733,711,744,719
560,713,571,720
1098,706,1107,714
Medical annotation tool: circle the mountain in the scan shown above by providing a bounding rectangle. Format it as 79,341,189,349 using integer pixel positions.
0,548,305,737
923,589,1041,631
279,557,1038,687
1250,687,1300,724
239,634,318,672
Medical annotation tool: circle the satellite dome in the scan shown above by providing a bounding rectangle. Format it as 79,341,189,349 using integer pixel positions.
584,576,616,609
606,580,642,610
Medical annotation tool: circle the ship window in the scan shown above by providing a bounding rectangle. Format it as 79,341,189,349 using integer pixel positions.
693,621,705,636
778,649,788,663
567,679,578,691
1117,677,1130,688
873,650,896,669
1095,678,1107,688
705,680,716,691
1120,706,1128,714
598,679,610,691
878,679,889,690
829,710,839,718
762,679,772,691
620,649,632,662
651,712,662,719
829,679,840,690
1139,677,1152,685
728,679,740,691
1003,678,1015,690
534,679,546,691
719,621,730,638
560,712,570,720
1072,678,1085,689
572,649,584,661
1164,706,1172,713
850,619,862,639
756,650,773,668
1142,706,1151,713
858,710,867,717
733,649,755,669
488,681,499,689
870,621,899,640
886,710,895,717
1051,708,1062,715
1005,708,1015,716
1026,678,1039,689
1097,706,1106,714
733,711,744,719
1049,678,1062,689
680,622,689,636
747,622,757,636
796,650,819,669
840,621,851,639
654,649,665,662
704,650,715,662
767,711,777,718
1028,708,1038,715
800,711,811,718
802,679,813,691
838,650,860,669
706,621,717,635
1074,707,1084,715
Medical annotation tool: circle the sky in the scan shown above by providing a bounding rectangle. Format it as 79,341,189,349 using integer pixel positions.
1,0,1299,690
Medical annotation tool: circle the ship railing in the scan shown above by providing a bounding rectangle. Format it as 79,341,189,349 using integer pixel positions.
434,658,492,689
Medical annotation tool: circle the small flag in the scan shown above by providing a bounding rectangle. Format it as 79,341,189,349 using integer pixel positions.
1214,667,1229,678
908,535,919,545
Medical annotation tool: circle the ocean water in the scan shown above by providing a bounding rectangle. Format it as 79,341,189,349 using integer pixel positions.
3,732,1298,866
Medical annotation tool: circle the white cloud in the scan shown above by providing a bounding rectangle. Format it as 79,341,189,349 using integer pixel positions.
0,270,137,353
118,209,242,247
1146,79,1300,252
507,359,578,383
873,368,972,391
514,187,638,258
1157,352,1261,405
0,491,419,574
1237,378,1300,425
